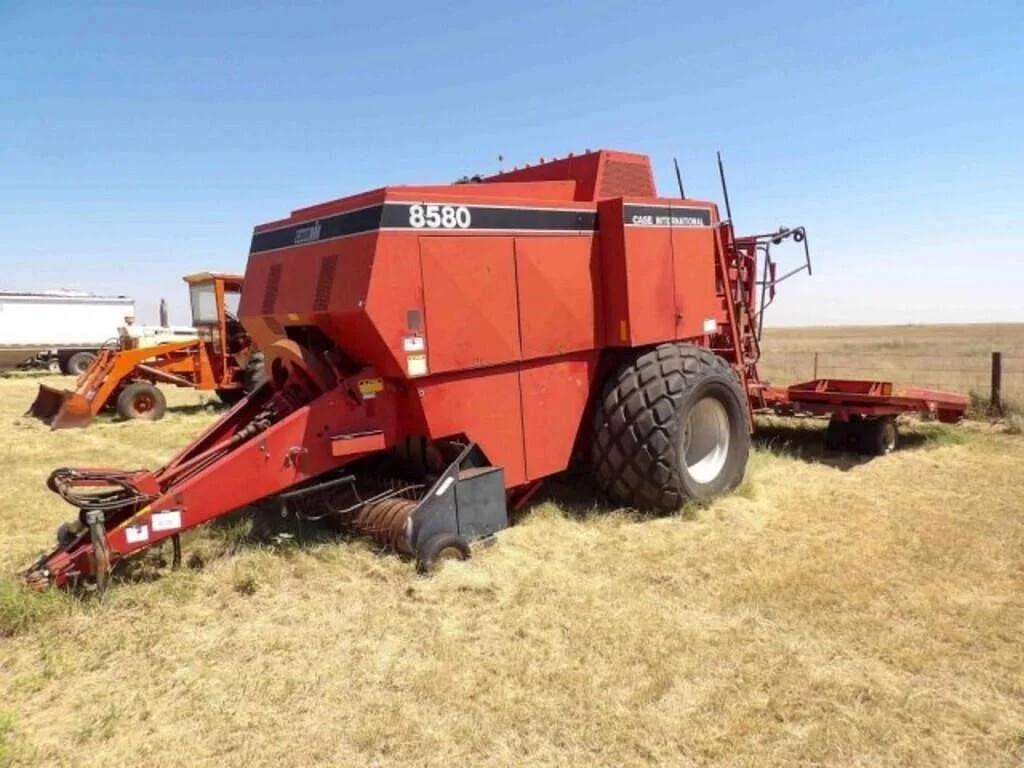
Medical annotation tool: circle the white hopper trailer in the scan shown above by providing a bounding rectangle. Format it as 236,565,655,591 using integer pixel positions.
0,290,135,373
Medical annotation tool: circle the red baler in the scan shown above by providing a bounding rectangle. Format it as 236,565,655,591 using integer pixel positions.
24,150,966,590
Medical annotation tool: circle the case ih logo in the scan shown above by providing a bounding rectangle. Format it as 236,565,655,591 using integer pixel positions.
294,222,321,244
630,213,706,226
623,205,712,228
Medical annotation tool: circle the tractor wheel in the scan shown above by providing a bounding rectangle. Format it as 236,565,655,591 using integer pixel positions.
858,418,897,456
216,388,246,406
592,343,750,512
244,350,267,392
416,533,471,574
217,352,265,407
56,519,84,548
64,351,96,376
116,382,167,421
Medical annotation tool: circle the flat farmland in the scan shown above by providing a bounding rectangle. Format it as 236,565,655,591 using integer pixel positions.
0,366,1022,767
759,323,1024,406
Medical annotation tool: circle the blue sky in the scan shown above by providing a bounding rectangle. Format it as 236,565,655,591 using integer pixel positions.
1,1,1021,326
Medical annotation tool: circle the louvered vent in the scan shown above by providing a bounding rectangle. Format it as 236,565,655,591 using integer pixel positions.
313,253,338,311
262,264,282,315
599,159,655,198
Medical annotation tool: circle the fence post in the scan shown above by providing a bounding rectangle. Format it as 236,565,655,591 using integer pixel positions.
813,352,819,380
990,352,1003,416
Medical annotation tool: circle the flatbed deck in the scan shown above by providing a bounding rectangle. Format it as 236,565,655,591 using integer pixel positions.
754,378,968,423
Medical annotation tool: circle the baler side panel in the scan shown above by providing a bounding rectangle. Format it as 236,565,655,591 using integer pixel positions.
244,244,315,319
623,226,677,345
362,233,428,378
596,199,630,346
413,368,527,487
519,355,595,479
419,237,521,374
241,237,376,352
513,237,599,359
669,224,720,340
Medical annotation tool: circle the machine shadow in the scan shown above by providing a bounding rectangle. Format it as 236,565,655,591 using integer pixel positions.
752,420,931,471
523,420,942,524
754,423,868,471
165,401,229,417
114,502,355,585
521,470,648,523
114,422,941,586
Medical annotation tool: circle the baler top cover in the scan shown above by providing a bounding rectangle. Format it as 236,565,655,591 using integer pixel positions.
239,149,723,389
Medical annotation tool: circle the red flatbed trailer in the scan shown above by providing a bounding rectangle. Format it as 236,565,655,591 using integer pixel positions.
754,378,967,452
758,378,966,422
23,149,968,591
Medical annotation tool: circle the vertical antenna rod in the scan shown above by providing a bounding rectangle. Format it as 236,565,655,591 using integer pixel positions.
673,157,686,198
716,151,733,222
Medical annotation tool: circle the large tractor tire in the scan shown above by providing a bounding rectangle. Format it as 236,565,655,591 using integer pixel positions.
215,388,246,406
592,343,751,512
63,351,96,376
217,351,267,406
116,382,167,421
858,417,897,456
243,350,267,392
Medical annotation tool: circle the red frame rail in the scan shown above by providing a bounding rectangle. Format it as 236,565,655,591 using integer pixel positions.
754,378,968,423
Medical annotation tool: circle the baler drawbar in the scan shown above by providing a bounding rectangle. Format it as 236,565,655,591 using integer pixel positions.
24,149,967,591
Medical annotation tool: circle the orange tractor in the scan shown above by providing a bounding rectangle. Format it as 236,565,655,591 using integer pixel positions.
29,273,262,429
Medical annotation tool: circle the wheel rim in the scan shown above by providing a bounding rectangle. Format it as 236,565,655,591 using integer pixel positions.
437,545,465,562
882,422,896,452
133,393,154,416
682,396,731,485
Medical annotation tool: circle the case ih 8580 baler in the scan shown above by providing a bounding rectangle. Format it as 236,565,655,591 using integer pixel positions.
25,150,966,589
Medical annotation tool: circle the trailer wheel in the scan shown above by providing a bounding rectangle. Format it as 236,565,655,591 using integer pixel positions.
416,533,471,574
116,382,167,421
592,343,750,512
824,418,850,451
859,418,897,456
64,351,96,376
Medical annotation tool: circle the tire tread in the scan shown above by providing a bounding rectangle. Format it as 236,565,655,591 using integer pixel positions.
592,343,741,511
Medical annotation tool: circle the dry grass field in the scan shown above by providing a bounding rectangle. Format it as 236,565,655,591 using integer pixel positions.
760,323,1024,408
1,340,1023,766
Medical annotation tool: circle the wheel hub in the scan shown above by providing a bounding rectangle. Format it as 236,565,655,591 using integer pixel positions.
682,396,731,485
881,420,896,452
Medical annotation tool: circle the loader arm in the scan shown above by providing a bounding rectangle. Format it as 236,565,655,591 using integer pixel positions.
28,339,202,429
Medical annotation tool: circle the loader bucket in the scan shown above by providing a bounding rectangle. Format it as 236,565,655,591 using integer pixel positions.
27,385,96,429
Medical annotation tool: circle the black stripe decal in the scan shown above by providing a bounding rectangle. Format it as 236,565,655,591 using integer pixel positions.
623,204,711,227
251,206,383,253
381,204,596,232
250,203,597,253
